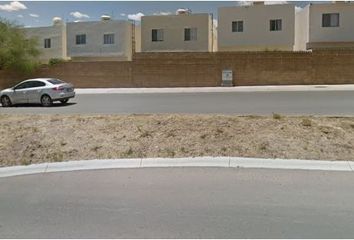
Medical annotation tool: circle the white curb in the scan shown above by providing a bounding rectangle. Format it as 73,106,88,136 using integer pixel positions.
75,85,354,95
141,157,230,168
230,157,352,171
0,163,48,178
0,157,353,178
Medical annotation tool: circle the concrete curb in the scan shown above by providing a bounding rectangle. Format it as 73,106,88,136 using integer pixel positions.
75,85,354,94
0,157,353,178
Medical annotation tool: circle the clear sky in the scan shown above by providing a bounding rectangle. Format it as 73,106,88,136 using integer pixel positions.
0,1,312,27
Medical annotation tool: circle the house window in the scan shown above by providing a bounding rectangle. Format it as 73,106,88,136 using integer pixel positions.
322,13,339,27
232,21,243,32
76,34,86,45
44,38,51,48
103,33,115,44
152,29,164,42
270,19,282,31
184,28,197,41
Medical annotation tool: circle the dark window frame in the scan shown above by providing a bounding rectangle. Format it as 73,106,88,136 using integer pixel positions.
76,34,86,45
44,38,51,48
184,28,197,41
270,19,282,31
103,33,115,45
152,29,164,42
322,13,340,27
232,21,244,32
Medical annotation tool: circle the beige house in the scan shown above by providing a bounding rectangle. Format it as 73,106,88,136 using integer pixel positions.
24,19,67,62
218,2,298,51
141,11,215,52
300,2,354,50
66,18,134,61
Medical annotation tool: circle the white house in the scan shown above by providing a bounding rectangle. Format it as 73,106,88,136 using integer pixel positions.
141,10,215,52
24,18,67,62
218,2,298,51
299,2,354,50
66,17,134,61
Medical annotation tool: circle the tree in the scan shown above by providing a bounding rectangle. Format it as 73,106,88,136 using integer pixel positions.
0,18,40,73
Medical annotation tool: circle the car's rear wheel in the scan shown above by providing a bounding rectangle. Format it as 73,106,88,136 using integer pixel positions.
1,96,12,107
60,99,69,104
41,95,53,107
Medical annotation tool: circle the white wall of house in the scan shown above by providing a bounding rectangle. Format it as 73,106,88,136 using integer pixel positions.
24,24,67,62
134,24,141,53
218,3,297,51
307,2,354,49
66,20,133,61
141,13,213,52
294,5,309,51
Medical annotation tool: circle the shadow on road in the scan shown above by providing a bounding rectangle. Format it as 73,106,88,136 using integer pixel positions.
6,102,77,108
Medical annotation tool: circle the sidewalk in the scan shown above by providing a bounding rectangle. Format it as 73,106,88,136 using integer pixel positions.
75,84,354,94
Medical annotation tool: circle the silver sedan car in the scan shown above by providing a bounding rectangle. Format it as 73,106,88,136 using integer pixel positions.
0,78,75,107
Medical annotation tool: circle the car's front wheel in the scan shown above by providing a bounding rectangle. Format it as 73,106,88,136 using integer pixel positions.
60,99,69,104
41,95,53,107
1,96,12,107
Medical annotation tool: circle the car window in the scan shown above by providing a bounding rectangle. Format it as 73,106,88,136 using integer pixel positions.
31,81,46,88
22,81,37,89
14,82,31,90
48,79,64,85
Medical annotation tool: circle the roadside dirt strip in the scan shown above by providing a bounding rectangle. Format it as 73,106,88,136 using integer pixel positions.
0,114,353,167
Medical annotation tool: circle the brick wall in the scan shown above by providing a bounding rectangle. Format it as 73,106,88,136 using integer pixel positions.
1,51,354,89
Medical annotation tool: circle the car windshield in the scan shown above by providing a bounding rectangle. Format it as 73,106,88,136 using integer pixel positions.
47,79,64,85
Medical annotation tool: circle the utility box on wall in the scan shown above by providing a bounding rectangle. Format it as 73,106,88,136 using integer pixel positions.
222,69,233,87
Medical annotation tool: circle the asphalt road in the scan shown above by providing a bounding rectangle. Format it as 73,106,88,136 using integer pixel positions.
1,91,354,115
1,168,354,238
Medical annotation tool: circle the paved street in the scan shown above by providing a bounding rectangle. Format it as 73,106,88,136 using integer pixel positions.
1,168,354,238
1,91,354,115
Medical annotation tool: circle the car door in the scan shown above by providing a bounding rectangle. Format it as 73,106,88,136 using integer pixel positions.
26,81,46,104
12,82,32,104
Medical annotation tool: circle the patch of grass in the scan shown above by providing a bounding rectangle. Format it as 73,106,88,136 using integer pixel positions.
319,126,331,134
47,152,64,162
166,131,176,138
246,115,262,119
91,145,102,152
301,118,312,127
50,117,61,123
259,142,268,151
125,147,134,156
164,148,176,157
137,126,152,138
272,113,282,120
200,133,208,139
20,158,31,166
48,58,65,66
216,128,224,135
140,131,151,138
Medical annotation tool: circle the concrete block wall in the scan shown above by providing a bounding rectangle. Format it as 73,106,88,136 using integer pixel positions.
1,51,354,90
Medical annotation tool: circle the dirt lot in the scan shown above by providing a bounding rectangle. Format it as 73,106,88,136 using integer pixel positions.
0,114,354,167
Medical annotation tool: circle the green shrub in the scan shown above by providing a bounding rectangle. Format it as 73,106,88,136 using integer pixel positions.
272,113,282,120
49,58,64,66
301,118,312,127
0,18,40,73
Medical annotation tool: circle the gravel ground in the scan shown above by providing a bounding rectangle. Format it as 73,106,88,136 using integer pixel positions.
0,114,354,167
